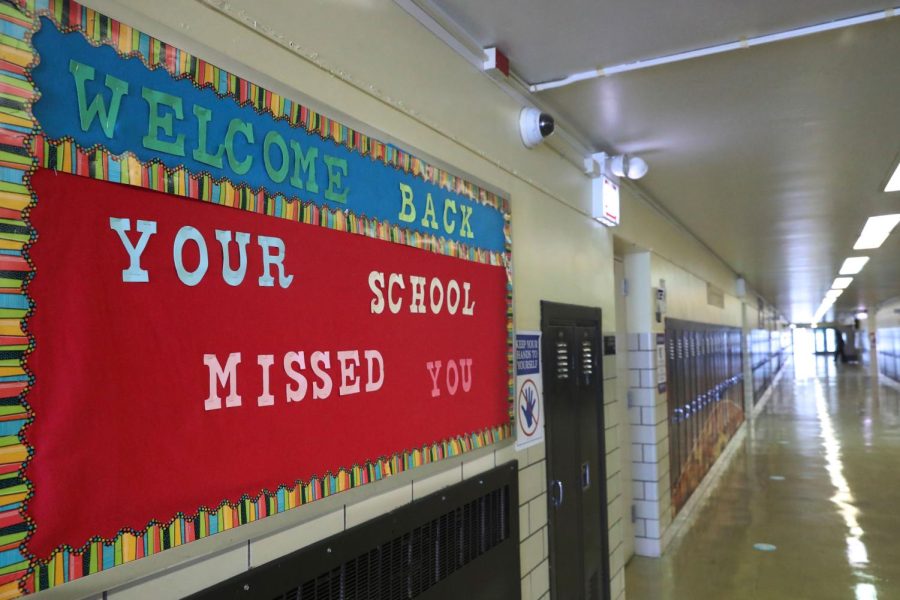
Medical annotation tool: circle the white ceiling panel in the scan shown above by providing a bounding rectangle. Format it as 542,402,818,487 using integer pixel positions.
431,0,895,84
425,0,900,321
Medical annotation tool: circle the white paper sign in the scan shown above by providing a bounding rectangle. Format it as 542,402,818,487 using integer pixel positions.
515,331,545,450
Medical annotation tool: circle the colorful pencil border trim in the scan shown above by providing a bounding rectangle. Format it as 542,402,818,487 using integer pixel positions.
0,0,517,595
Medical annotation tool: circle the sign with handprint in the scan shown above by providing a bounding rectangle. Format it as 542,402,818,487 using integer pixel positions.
515,332,545,450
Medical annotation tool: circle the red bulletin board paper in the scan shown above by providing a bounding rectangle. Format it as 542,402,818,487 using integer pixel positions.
24,169,510,559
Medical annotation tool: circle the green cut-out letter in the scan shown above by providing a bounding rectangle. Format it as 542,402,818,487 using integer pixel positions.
289,141,319,193
224,118,254,175
263,131,290,183
69,59,129,139
141,87,185,156
323,155,349,204
398,183,415,223
420,193,438,230
192,104,224,168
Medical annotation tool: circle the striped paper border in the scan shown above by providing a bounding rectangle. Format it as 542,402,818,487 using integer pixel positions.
0,0,517,595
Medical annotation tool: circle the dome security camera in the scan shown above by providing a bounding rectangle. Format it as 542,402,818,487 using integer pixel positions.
519,108,555,148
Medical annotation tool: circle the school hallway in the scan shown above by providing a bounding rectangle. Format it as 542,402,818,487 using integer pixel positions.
626,355,900,600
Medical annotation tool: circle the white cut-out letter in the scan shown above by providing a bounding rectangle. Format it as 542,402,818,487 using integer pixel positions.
311,351,332,399
388,273,405,313
365,350,384,392
257,354,275,406
369,271,385,314
284,351,308,402
258,235,294,288
409,276,427,314
174,226,209,286
337,350,361,396
109,217,157,282
216,230,250,286
203,352,241,410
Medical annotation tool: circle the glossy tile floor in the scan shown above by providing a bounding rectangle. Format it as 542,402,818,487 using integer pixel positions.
626,354,900,600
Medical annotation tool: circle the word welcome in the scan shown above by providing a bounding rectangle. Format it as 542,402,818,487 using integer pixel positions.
204,349,384,411
71,59,349,203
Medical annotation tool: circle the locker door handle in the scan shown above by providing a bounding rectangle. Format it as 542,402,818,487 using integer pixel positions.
550,480,564,508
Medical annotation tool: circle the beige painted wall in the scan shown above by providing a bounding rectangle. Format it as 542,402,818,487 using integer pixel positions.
651,254,743,328
876,298,900,329
47,1,623,599
34,0,774,598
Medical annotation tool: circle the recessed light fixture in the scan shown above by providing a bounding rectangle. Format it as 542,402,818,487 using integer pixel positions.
853,214,900,250
825,289,843,299
831,277,853,289
856,311,868,320
839,256,870,275
886,161,900,192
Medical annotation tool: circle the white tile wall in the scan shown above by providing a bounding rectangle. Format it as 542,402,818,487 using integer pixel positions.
250,509,344,568
627,331,672,560
106,546,247,600
344,483,412,528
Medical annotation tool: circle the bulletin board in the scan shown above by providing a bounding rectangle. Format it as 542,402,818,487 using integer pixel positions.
0,0,513,594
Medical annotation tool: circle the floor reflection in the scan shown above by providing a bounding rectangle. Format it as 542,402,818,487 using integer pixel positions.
625,356,900,600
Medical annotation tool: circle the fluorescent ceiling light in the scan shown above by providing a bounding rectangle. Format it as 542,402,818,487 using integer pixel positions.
853,214,900,250
839,256,870,275
825,289,843,299
886,161,900,192
832,277,853,289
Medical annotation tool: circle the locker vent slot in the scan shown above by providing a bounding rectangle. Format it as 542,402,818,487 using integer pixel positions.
556,341,569,380
581,340,594,375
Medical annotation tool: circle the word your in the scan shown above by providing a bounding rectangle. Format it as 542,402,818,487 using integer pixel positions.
109,218,293,288
368,271,475,316
204,349,384,411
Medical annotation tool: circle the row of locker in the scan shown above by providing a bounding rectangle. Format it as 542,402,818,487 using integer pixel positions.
665,320,745,513
878,327,900,382
749,328,791,404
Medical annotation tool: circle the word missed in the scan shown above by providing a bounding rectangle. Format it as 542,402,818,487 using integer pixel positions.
110,218,293,288
204,349,384,411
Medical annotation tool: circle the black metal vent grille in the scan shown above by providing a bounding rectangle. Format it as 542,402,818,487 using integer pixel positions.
275,487,509,600
185,462,520,600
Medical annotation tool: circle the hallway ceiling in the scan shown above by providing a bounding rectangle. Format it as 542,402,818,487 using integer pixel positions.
428,0,900,323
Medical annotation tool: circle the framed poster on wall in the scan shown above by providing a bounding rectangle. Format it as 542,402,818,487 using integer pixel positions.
0,1,513,595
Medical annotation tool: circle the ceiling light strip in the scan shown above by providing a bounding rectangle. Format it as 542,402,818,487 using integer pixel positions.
839,256,870,275
530,7,900,92
853,214,900,250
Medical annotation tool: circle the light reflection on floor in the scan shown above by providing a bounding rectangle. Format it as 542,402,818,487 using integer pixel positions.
625,355,900,600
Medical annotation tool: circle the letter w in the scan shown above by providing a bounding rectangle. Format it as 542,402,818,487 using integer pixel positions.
69,59,129,139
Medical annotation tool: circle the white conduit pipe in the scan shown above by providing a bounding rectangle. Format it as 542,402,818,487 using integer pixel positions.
530,7,898,92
